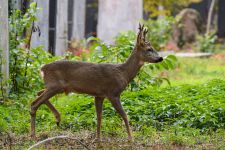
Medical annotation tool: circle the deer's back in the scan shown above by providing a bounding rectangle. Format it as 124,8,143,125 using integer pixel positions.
41,60,127,97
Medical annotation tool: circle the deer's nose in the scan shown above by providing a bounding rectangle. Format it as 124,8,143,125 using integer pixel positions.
159,57,163,61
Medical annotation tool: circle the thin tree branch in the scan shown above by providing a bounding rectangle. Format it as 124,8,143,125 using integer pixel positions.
27,135,90,150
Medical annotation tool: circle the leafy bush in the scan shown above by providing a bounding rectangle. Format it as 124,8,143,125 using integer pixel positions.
86,32,136,63
195,34,217,52
125,79,225,132
9,2,39,93
143,17,175,50
8,3,59,95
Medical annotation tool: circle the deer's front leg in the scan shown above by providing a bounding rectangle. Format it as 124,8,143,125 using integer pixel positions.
109,96,133,141
94,97,104,141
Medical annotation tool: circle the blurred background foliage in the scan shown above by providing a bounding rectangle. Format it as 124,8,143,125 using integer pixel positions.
144,0,202,17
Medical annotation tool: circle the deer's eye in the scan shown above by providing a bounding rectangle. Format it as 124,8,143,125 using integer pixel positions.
147,49,153,52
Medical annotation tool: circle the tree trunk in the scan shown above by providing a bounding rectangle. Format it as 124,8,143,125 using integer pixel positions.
71,0,86,41
10,0,22,10
218,0,225,38
31,0,49,51
0,0,9,82
97,0,143,44
206,0,216,35
55,0,68,56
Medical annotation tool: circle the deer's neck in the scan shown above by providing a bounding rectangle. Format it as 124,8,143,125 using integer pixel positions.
119,49,143,83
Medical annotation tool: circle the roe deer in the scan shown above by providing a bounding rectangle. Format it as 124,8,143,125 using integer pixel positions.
30,24,163,141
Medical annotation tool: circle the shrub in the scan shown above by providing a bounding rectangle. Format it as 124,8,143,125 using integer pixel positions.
123,79,225,132
195,34,217,52
143,17,175,51
8,3,59,96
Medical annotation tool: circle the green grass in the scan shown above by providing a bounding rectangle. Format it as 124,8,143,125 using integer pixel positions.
155,57,225,85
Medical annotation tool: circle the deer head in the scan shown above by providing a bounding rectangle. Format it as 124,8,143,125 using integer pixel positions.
136,24,163,63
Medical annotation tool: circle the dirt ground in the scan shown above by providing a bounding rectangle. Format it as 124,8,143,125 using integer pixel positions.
0,131,217,150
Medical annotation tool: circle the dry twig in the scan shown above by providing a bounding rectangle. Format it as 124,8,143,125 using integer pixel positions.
27,135,90,150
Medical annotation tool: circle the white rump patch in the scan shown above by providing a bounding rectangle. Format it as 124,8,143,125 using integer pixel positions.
40,70,44,78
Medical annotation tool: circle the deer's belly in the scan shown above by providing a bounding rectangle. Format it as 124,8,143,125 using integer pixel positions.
59,78,124,97
61,83,104,97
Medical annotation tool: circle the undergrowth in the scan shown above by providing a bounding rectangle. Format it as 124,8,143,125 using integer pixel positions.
0,79,225,148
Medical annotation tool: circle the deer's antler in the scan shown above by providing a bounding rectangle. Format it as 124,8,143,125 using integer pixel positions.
143,28,148,40
137,23,148,45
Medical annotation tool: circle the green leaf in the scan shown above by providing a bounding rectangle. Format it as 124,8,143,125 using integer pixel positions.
160,61,169,70
29,2,37,9
87,36,101,43
164,59,174,69
165,55,177,62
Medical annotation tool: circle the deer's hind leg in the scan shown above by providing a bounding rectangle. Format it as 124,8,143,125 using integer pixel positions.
37,89,45,96
37,89,61,126
45,100,61,126
30,88,60,138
